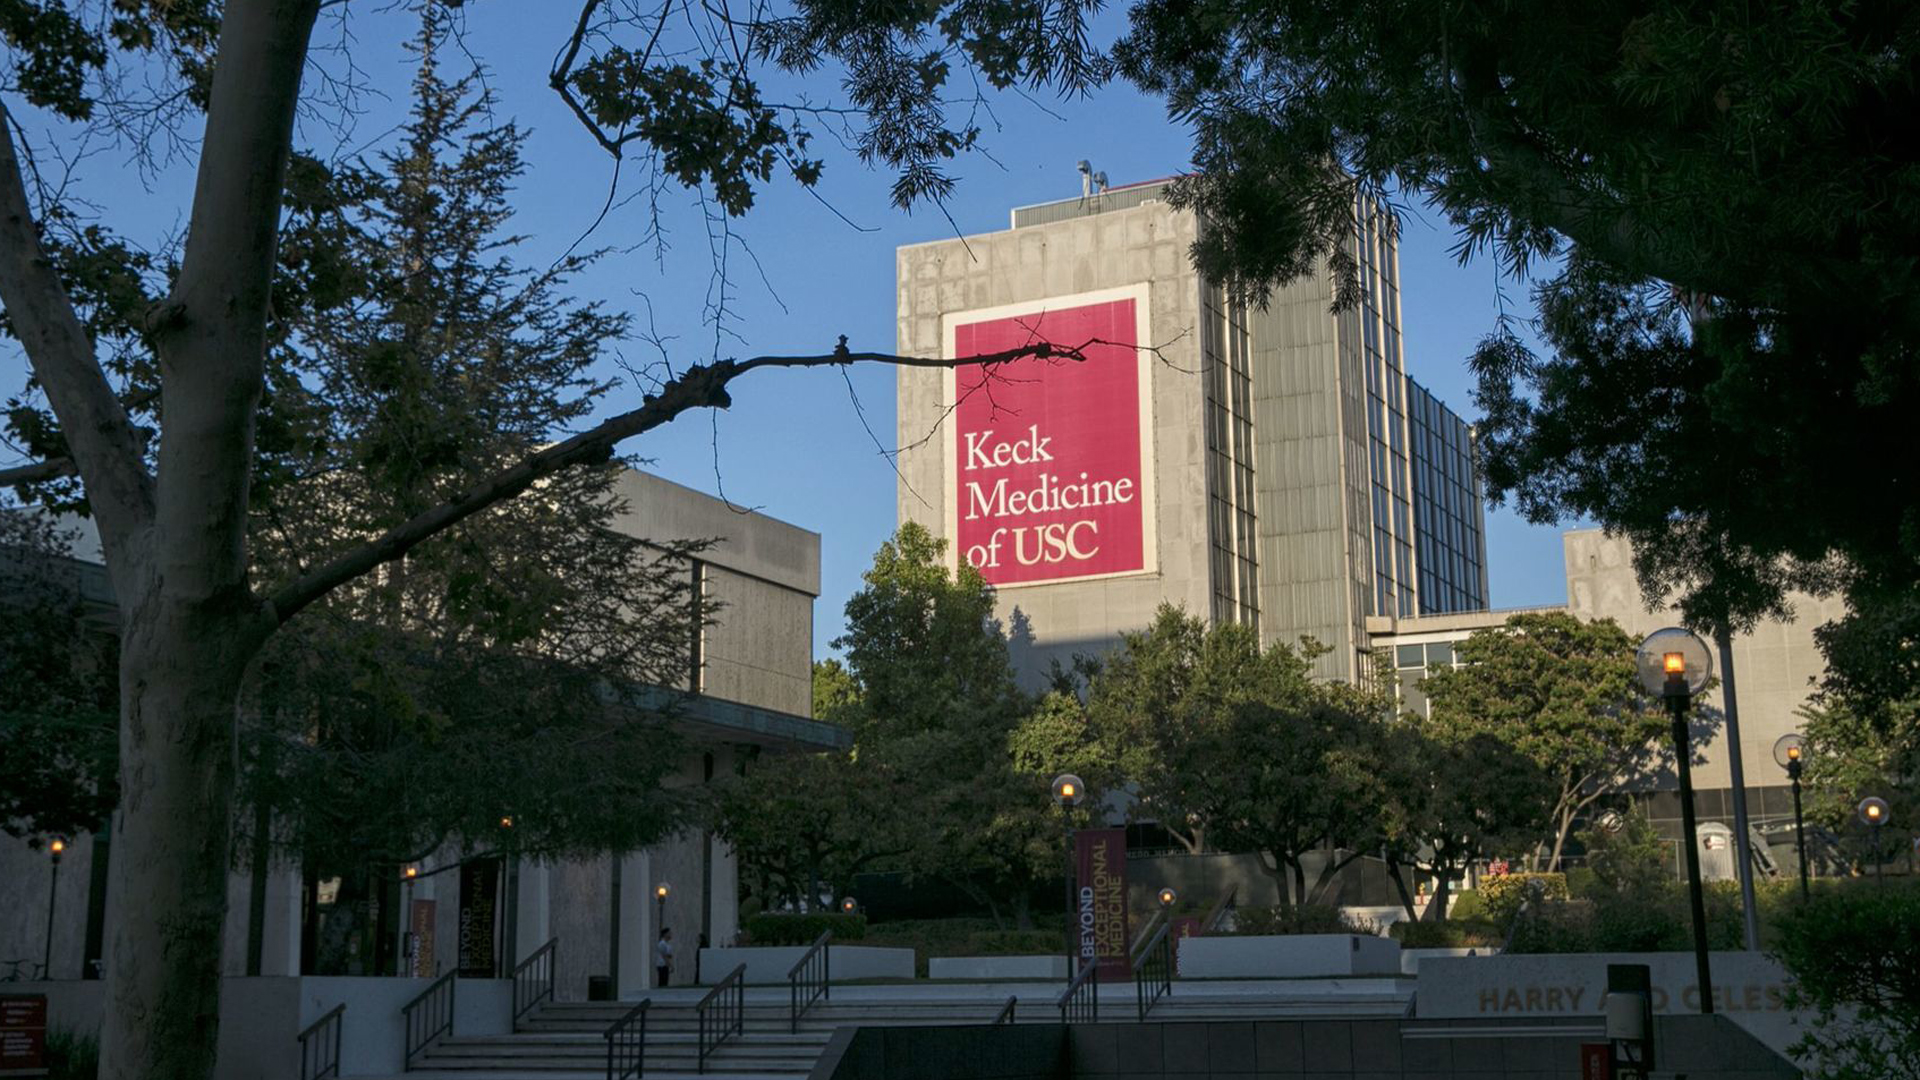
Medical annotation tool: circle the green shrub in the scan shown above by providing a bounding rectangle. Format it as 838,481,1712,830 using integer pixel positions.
1224,904,1373,936
46,1029,98,1080
1580,806,1669,896
1504,879,1747,955
739,912,866,946
1564,866,1599,898
1447,889,1488,920
1773,882,1920,1079
1390,919,1502,948
966,929,1065,955
1476,873,1568,928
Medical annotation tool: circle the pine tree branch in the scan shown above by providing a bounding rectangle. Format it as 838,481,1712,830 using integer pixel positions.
0,104,155,550
263,338,1086,628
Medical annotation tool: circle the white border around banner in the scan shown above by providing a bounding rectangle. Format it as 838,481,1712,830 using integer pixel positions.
939,283,1157,589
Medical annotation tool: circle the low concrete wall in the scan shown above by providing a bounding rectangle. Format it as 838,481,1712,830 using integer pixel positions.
6,976,511,1079
698,946,915,985
294,976,512,1076
1177,935,1402,979
814,1014,1795,1079
1399,947,1494,975
1416,951,1798,1060
928,956,1070,981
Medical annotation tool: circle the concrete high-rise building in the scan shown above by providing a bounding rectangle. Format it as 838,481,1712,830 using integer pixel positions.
895,180,1487,682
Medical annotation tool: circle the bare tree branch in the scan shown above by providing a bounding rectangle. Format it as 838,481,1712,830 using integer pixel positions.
0,103,156,554
0,457,77,486
264,337,1087,626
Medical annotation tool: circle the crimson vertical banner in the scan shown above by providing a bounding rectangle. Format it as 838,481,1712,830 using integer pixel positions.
457,858,500,978
1073,828,1130,982
945,287,1155,587
410,899,437,978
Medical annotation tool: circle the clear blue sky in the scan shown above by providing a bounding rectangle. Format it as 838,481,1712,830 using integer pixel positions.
2,5,1582,658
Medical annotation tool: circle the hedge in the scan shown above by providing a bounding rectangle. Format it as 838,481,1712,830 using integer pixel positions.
739,912,867,946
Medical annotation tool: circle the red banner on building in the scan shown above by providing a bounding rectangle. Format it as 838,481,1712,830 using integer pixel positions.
409,899,437,978
1073,828,1130,982
946,289,1154,587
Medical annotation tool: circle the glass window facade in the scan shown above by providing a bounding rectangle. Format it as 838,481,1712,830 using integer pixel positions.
1352,199,1489,620
1203,283,1259,630
1408,381,1489,613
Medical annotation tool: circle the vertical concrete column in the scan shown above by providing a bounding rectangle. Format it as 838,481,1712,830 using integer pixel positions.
515,858,552,960
709,835,739,950
614,850,650,998
260,863,304,976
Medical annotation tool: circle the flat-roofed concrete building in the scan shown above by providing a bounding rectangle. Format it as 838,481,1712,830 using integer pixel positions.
895,180,1487,683
0,469,844,1003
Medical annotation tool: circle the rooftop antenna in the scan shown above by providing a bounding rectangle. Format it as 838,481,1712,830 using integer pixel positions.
1077,159,1093,198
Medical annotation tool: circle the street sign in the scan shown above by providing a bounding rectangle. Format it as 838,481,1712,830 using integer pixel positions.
0,995,48,1078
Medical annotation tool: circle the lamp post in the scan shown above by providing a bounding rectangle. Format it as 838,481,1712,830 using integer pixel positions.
840,897,858,916
400,864,419,977
1772,735,1810,900
655,882,670,929
1052,773,1086,980
1157,887,1177,910
1857,797,1889,886
1636,628,1715,1015
43,839,65,979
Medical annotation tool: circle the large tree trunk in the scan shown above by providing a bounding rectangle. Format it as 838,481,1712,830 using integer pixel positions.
1428,874,1453,923
100,619,255,1078
1384,857,1419,922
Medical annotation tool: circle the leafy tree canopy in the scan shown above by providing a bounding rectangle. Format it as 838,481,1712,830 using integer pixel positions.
1419,611,1667,871
0,512,116,845
1116,0,1920,685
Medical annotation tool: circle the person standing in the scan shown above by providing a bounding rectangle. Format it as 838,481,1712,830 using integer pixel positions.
655,927,674,988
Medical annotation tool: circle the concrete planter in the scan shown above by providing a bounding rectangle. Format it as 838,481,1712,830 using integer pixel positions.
1398,946,1495,974
696,945,914,985
927,955,1070,980
1,975,514,1079
1415,951,1798,1059
1175,934,1403,979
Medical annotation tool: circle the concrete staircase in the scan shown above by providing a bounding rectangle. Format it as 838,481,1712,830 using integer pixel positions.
387,978,1414,1080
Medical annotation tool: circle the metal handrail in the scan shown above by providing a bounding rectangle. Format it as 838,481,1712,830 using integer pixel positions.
513,937,560,1028
1057,960,1098,1024
297,1003,345,1080
401,970,456,1070
994,995,1017,1025
1199,884,1238,935
787,930,832,1034
1,959,46,982
1129,907,1168,962
1134,923,1173,1021
697,963,747,1073
604,997,651,1080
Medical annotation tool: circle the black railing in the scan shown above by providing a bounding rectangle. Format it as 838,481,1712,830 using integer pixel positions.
1057,960,1098,1024
994,995,1017,1025
297,1003,345,1080
0,959,45,982
697,963,746,1073
1134,923,1173,1021
513,937,559,1029
401,971,456,1070
604,997,651,1080
788,930,832,1034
